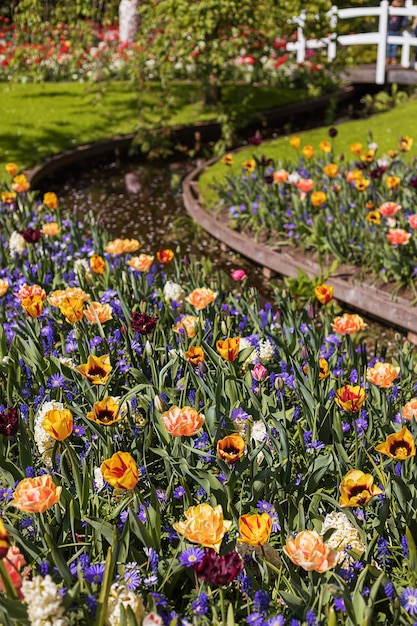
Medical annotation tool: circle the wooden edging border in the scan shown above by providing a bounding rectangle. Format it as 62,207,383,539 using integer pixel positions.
23,85,416,333
182,160,417,337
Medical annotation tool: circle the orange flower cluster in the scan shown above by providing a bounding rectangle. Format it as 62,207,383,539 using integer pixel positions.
105,238,141,255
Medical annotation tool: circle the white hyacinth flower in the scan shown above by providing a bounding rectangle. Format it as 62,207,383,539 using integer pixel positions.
21,575,68,626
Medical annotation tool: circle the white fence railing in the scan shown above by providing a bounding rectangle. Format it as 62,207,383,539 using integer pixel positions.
286,0,417,84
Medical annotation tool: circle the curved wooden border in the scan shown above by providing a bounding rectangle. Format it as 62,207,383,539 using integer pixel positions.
24,86,415,332
182,160,417,335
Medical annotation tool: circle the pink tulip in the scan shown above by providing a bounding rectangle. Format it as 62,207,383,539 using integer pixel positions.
231,269,247,281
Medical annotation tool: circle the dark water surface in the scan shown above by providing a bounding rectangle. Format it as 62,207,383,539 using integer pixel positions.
44,155,277,297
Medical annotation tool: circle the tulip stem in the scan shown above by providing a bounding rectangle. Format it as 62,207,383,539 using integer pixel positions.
219,586,227,625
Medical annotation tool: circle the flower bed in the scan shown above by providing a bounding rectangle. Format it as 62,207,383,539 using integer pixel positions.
1,166,417,625
0,17,338,91
206,131,417,301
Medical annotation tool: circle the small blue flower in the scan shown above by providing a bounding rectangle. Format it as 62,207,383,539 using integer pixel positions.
334,597,346,612
178,547,205,567
401,587,417,615
83,563,105,584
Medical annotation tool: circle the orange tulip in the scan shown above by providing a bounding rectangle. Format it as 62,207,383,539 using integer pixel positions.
42,192,58,210
273,169,289,183
361,150,375,163
402,398,417,421
385,175,401,190
101,451,138,490
48,287,89,307
105,238,141,255
157,249,174,264
16,283,47,301
335,385,366,413
84,302,113,324
173,503,232,552
161,405,205,437
379,201,402,217
375,426,415,460
238,513,272,546
217,434,245,464
350,142,363,156
184,345,205,365
59,296,84,323
221,154,234,166
12,174,30,193
386,228,411,246
11,475,62,513
339,469,383,507
76,354,112,385
323,163,338,178
366,361,400,388
346,169,363,183
128,254,154,272
0,280,8,297
302,145,315,160
319,140,332,153
217,337,240,362
311,191,326,207
90,254,106,274
41,222,60,236
243,159,256,172
289,136,301,149
318,358,330,380
399,135,413,151
314,283,334,305
296,178,314,194
355,178,370,192
1,191,16,204
186,288,217,310
21,294,43,318
43,408,73,441
332,313,365,335
365,210,381,225
173,315,199,338
283,530,337,573
87,397,123,426
5,162,18,176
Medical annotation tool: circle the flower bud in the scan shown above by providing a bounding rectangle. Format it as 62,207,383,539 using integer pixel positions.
154,395,165,413
145,340,153,356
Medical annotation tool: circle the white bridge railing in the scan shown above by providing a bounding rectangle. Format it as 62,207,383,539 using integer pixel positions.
286,0,417,84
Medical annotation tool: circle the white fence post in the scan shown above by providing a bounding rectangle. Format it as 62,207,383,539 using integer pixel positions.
328,5,338,61
376,0,389,84
296,11,307,63
402,0,413,66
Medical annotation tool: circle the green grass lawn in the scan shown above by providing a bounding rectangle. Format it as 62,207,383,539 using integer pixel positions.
198,98,417,206
0,80,309,182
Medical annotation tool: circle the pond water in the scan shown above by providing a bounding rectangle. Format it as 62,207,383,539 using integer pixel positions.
43,155,277,298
